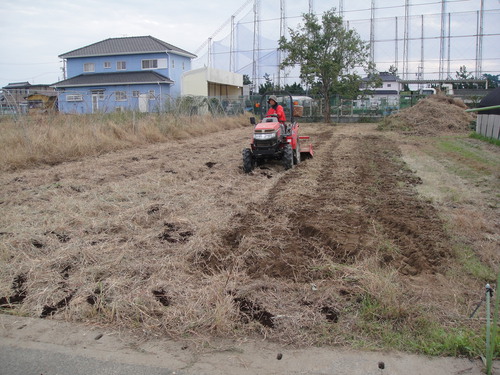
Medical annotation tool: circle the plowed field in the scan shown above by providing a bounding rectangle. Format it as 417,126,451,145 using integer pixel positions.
1,122,498,351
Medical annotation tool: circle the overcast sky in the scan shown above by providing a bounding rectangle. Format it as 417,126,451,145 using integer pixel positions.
0,0,498,88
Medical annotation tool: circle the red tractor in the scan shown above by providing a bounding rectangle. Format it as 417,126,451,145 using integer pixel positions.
242,92,313,173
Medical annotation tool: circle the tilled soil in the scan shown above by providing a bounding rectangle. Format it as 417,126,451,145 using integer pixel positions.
202,129,450,280
0,122,493,348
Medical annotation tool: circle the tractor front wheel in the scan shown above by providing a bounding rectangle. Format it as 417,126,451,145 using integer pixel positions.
242,148,255,173
283,143,294,170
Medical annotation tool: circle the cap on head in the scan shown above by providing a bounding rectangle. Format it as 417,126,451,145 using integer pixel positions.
267,95,278,104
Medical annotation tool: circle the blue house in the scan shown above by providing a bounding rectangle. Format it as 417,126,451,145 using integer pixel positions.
53,36,196,114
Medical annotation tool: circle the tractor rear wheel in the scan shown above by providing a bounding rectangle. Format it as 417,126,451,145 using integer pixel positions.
294,139,301,165
242,148,254,173
283,143,293,170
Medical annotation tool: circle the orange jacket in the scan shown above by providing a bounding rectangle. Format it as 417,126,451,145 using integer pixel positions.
266,105,286,123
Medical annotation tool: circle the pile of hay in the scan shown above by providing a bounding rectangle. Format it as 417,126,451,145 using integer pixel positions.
380,95,475,134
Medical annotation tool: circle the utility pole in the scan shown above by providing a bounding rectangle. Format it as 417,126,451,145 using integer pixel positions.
60,60,66,80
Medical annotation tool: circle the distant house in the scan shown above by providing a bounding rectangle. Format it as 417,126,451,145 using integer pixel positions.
1,82,56,113
359,72,404,108
52,36,196,114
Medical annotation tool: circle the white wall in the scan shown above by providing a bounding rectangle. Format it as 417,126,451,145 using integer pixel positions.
182,67,243,97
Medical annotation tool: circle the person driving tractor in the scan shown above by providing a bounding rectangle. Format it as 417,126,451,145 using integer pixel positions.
266,95,286,123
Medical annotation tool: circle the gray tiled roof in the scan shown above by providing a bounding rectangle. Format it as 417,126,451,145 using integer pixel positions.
59,36,196,59
368,90,399,95
52,71,174,88
363,72,400,82
3,82,31,89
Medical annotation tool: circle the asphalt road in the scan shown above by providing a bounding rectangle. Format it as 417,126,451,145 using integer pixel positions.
0,344,180,375
0,314,494,375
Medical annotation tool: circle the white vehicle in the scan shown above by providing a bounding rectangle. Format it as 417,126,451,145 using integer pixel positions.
419,88,436,96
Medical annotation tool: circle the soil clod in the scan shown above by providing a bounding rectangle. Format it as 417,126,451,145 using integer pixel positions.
40,293,74,318
152,289,171,306
234,297,275,328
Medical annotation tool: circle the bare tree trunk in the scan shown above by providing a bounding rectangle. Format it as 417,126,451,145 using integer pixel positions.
323,90,331,123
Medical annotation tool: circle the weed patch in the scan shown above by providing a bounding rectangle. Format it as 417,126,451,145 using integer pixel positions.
470,132,500,147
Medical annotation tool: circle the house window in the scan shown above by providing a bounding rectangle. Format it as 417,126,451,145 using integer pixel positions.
182,62,185,70
115,91,127,101
84,63,95,72
171,59,175,69
91,90,105,100
67,94,83,102
104,61,111,69
148,90,155,100
142,59,158,69
387,83,392,87
117,61,126,70
132,91,140,98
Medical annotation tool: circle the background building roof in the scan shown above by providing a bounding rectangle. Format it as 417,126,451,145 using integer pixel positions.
59,35,197,59
478,87,500,115
52,71,174,88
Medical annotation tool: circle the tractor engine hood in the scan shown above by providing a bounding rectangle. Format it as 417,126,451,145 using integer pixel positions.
253,121,282,142
254,122,281,132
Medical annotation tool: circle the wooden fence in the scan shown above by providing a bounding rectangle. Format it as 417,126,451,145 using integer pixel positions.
476,114,500,140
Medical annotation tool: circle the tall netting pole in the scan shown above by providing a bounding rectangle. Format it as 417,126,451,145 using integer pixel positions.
394,16,399,74
475,0,484,77
252,0,260,91
370,0,376,64
439,0,447,80
278,0,286,88
403,0,410,80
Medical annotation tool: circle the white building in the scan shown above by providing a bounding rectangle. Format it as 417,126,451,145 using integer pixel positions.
182,67,243,98
358,72,404,108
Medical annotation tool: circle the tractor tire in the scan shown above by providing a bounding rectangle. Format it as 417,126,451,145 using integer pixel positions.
242,148,255,173
283,143,294,170
294,139,301,165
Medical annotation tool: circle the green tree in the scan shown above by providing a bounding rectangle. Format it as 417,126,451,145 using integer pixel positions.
258,73,276,94
455,65,474,89
284,82,306,95
482,73,499,89
388,65,398,76
243,74,253,85
278,8,375,122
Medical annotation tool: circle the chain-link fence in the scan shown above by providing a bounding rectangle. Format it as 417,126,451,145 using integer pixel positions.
0,88,451,122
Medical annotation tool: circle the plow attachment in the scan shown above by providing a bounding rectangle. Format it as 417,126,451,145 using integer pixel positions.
299,136,314,159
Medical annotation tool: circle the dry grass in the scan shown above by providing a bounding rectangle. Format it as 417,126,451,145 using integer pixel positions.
0,119,498,356
0,112,250,171
379,94,475,135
